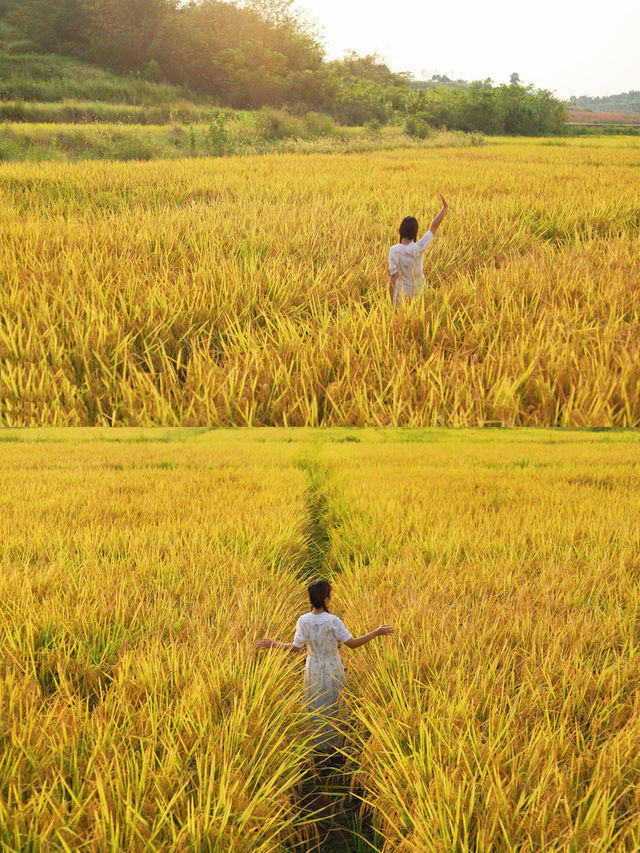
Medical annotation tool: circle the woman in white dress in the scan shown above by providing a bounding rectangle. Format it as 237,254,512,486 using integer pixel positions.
388,193,448,306
256,579,393,753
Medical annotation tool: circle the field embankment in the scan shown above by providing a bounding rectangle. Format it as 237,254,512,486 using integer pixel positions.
1,427,640,851
1,138,639,427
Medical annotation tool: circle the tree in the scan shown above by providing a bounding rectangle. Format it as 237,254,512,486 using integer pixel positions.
405,77,566,136
81,0,172,72
6,0,90,53
0,0,567,130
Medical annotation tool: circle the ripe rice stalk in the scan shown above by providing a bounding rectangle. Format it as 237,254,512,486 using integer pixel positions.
1,139,639,426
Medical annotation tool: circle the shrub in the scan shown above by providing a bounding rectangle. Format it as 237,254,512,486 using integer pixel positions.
53,129,91,156
257,109,305,140
302,111,336,138
365,118,382,137
0,136,22,161
143,59,164,84
207,112,230,156
405,116,433,139
112,135,156,161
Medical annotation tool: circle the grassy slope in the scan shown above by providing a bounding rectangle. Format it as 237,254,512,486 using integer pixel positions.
0,23,199,108
0,45,478,160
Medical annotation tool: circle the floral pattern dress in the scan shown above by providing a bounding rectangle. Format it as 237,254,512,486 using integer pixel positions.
293,611,352,752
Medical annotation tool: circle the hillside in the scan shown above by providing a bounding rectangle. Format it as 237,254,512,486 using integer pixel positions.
0,38,479,161
0,21,217,125
0,44,197,108
0,5,409,126
0,23,568,162
0,20,463,161
0,4,566,141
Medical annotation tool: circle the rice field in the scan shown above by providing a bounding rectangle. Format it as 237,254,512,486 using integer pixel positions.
568,109,640,126
1,136,639,428
1,427,640,851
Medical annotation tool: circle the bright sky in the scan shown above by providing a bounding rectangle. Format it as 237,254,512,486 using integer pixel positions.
295,0,640,98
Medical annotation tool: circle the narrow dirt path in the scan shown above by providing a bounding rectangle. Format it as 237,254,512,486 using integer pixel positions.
295,453,375,853
299,762,365,852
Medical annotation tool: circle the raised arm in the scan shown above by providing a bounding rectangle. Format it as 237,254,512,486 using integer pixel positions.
343,624,394,649
256,638,304,654
429,193,448,236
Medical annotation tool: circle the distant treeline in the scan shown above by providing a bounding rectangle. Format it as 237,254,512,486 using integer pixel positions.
569,91,640,114
406,74,566,136
1,0,566,133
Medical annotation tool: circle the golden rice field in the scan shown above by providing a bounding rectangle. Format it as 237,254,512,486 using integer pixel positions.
1,136,639,428
1,427,640,851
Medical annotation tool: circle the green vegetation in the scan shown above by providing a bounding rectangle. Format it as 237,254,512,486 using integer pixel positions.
0,20,481,160
0,2,408,124
0,2,566,137
0,38,196,105
0,99,211,124
0,118,478,162
405,73,566,136
570,90,640,113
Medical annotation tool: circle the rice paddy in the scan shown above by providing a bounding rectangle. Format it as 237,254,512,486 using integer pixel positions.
1,427,640,850
1,136,639,427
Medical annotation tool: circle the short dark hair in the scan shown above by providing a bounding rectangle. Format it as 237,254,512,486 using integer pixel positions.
399,216,419,242
308,578,331,612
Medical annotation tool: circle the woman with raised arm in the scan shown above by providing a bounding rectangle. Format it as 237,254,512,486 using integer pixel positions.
388,193,448,306
256,578,393,755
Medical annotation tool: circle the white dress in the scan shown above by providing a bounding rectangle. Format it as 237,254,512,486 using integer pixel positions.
293,611,352,752
388,229,434,305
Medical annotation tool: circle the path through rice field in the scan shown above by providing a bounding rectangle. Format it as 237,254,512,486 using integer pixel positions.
2,427,640,850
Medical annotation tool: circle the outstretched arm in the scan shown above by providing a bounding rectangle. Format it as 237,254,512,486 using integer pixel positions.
256,638,304,653
344,624,394,649
429,193,448,235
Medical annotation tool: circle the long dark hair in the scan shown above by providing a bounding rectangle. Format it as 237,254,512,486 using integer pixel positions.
399,216,419,242
308,578,331,612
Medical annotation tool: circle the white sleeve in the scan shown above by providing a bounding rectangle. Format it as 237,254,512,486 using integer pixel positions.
388,247,398,274
293,618,306,648
332,617,352,643
415,230,434,251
